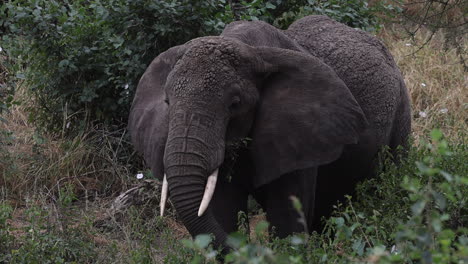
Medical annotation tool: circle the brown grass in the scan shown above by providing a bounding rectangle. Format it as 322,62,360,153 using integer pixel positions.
382,29,467,143
0,85,134,203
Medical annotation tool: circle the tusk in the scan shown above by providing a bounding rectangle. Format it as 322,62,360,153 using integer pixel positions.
160,174,168,217
197,169,219,217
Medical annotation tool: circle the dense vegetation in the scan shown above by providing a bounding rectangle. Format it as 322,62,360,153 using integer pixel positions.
0,0,389,131
0,0,466,263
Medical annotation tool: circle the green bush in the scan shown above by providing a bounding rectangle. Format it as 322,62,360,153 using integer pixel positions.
0,52,19,124
0,203,97,263
269,0,392,30
0,0,385,131
0,202,14,262
1,0,231,131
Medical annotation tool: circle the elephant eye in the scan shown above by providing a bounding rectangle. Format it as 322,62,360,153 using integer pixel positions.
230,96,241,111
164,98,169,105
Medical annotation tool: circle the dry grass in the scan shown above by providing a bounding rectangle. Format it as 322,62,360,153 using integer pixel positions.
382,29,467,143
0,86,134,203
0,82,186,261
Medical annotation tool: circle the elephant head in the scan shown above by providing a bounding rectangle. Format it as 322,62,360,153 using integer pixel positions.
128,36,367,247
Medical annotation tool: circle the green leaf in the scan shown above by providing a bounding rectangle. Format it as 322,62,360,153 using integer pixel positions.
440,170,453,182
194,234,212,249
411,200,426,216
290,235,304,245
352,239,365,256
181,239,195,248
58,59,69,68
265,2,276,9
15,73,25,80
226,232,247,249
416,161,438,176
430,129,443,141
431,218,442,232
334,217,345,227
255,220,269,236
432,191,446,210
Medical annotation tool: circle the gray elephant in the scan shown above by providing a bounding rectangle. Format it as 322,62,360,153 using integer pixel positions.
128,15,411,248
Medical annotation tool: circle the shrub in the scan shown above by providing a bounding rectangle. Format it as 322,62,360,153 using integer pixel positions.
0,52,19,144
0,202,14,262
269,0,392,30
0,0,385,132
0,201,98,263
1,0,230,131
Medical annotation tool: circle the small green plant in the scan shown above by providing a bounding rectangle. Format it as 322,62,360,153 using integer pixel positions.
0,202,14,262
178,221,278,263
0,202,98,263
57,183,78,208
180,234,218,264
388,129,467,263
224,220,277,263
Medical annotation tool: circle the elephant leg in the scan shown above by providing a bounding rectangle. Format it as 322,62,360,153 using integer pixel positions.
312,143,377,231
211,172,249,234
252,168,317,238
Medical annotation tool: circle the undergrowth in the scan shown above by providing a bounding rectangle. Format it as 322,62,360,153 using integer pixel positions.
0,125,135,202
0,130,465,263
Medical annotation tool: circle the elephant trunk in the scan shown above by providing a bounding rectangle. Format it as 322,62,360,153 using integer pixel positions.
163,118,228,247
165,161,227,246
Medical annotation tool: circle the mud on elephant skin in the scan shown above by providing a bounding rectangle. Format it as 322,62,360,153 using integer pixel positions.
128,15,411,248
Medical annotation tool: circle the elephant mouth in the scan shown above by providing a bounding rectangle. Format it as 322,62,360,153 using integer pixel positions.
159,168,219,217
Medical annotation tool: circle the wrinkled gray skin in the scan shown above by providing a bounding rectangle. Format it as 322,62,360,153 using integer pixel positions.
128,16,411,248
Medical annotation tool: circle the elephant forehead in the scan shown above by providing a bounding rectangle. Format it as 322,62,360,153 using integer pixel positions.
184,37,241,65
170,41,240,99
170,72,225,99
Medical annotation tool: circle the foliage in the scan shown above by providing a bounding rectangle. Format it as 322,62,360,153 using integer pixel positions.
0,56,10,120
0,0,229,131
269,0,394,30
0,202,14,262
388,130,467,263
0,0,387,131
0,203,97,263
0,53,20,150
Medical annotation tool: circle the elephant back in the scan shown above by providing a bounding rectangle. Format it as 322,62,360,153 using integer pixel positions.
285,15,409,146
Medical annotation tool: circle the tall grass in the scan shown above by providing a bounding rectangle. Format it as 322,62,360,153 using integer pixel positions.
0,86,135,202
384,29,467,142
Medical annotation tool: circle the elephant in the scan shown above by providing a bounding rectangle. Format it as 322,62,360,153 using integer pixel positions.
128,15,411,248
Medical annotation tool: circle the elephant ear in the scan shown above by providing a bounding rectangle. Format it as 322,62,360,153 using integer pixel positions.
128,45,185,180
250,47,368,187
